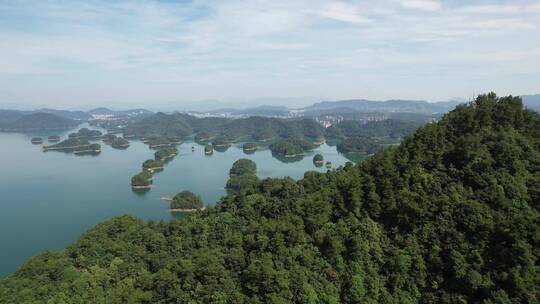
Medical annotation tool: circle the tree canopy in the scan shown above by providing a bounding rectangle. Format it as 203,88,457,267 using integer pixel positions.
171,191,204,210
229,159,257,176
2,93,539,303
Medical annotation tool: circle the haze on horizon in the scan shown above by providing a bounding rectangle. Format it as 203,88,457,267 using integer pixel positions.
1,0,539,110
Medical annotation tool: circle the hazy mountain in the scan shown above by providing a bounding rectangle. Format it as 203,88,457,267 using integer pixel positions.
36,108,92,120
522,94,540,111
295,99,462,115
1,112,80,131
88,107,153,117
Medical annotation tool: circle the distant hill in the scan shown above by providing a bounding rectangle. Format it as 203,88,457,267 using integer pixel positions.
36,108,92,120
88,107,153,118
522,94,540,111
0,110,26,127
1,112,80,131
295,99,461,116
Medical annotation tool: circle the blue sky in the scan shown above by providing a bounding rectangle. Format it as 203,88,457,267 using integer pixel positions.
1,0,539,109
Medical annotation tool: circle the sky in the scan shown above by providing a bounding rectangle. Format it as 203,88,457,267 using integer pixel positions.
0,0,539,110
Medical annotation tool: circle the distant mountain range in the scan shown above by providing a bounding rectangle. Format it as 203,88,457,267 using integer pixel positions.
1,94,538,132
0,107,154,132
293,99,462,116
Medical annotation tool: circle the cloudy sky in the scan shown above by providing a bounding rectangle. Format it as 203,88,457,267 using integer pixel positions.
1,0,539,109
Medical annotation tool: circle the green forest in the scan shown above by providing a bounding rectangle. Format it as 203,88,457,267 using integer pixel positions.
1,93,539,303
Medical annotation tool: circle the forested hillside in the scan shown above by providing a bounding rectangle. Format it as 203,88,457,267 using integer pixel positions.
1,93,539,303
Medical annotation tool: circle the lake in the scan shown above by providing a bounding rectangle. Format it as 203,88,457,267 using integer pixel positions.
0,125,363,277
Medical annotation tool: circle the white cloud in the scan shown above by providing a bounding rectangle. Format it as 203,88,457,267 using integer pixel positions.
398,0,441,11
315,2,371,24
0,0,539,107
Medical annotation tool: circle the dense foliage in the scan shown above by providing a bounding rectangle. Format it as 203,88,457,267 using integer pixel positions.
242,142,257,152
328,119,421,139
2,94,539,303
43,138,101,154
229,159,257,176
71,128,103,139
336,136,382,154
123,113,325,144
154,148,178,161
130,171,153,187
111,137,130,149
269,138,316,156
142,159,164,170
171,191,204,210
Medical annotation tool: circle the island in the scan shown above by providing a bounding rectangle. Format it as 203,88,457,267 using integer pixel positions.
131,171,153,188
226,158,259,192
269,138,316,157
47,135,61,142
43,138,101,154
73,143,101,155
313,154,324,165
242,142,257,153
142,159,164,171
70,128,102,139
213,135,231,147
168,190,205,212
154,147,178,161
146,137,180,149
111,137,130,149
325,161,332,168
229,159,257,176
31,137,43,144
204,144,213,155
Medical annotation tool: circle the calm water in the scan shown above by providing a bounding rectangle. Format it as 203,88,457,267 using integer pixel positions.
0,125,362,277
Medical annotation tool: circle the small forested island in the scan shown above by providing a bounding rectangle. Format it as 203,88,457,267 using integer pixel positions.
145,136,180,149
73,143,101,155
47,135,61,142
269,138,316,157
212,134,232,147
30,137,43,144
130,171,153,188
142,159,164,171
169,190,205,212
325,161,332,168
226,158,259,192
43,138,101,154
313,153,324,165
204,144,213,155
154,147,178,161
111,137,130,149
69,128,102,139
242,142,257,152
229,158,256,176
336,136,382,154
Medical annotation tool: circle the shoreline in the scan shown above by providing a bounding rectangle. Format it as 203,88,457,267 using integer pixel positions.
169,207,206,213
131,185,152,189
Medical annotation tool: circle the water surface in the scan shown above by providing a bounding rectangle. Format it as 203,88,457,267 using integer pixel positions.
0,126,362,277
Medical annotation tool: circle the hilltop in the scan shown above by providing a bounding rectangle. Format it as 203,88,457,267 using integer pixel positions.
1,93,538,303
